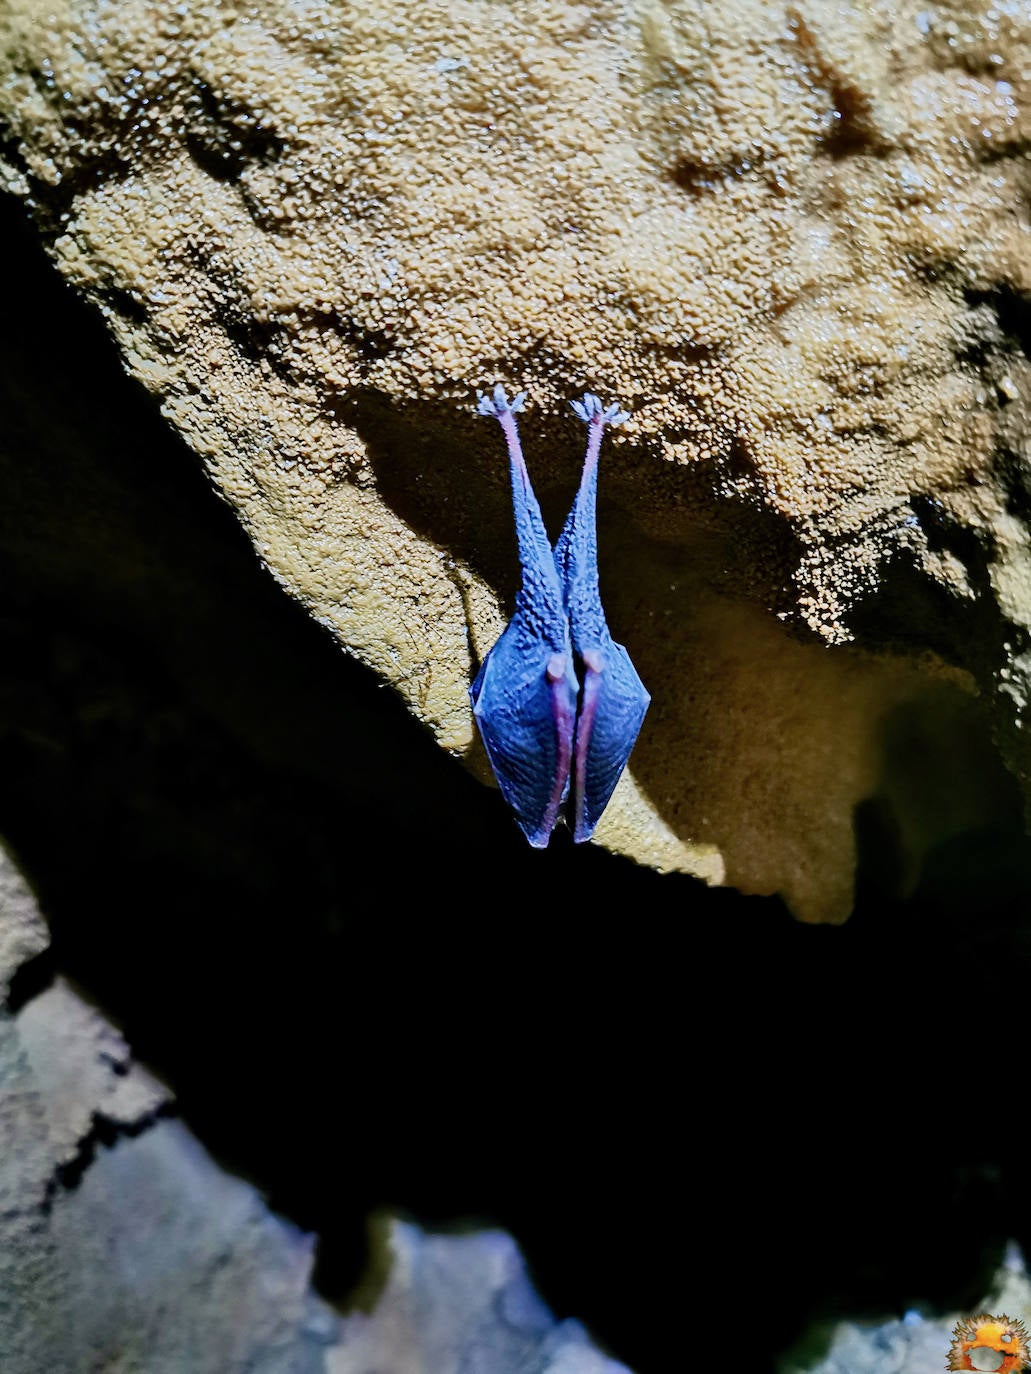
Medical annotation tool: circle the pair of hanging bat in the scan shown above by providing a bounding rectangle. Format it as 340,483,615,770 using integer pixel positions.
470,385,650,846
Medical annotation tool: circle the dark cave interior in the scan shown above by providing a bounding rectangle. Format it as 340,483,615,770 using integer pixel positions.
3,195,1031,1373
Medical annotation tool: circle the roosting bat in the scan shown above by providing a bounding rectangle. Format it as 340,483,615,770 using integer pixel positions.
470,384,650,847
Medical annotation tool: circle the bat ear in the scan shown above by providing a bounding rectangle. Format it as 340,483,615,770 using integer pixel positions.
572,644,650,842
470,625,578,847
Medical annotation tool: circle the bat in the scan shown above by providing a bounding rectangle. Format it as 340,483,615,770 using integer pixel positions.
470,384,650,846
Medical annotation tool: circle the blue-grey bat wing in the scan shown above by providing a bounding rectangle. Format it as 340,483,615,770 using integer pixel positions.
561,393,649,842
470,617,577,847
571,641,650,842
471,384,579,847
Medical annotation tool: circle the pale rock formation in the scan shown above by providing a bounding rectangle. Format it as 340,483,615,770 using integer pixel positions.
793,1243,1031,1374
0,841,632,1373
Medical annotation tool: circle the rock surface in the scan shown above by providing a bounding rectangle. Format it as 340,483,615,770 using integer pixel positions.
0,840,632,1373
1,0,1029,917
790,1243,1031,1374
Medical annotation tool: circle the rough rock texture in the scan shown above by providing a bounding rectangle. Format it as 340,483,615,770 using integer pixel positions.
0,846,48,995
336,1221,631,1374
790,1243,1031,1373
0,840,632,1373
1,0,1029,918
792,1311,952,1374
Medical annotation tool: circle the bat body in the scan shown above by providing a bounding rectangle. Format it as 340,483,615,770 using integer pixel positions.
469,389,579,846
471,385,650,846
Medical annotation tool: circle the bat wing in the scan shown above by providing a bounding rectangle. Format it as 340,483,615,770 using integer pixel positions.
470,616,578,848
560,394,649,843
570,640,650,844
473,383,583,847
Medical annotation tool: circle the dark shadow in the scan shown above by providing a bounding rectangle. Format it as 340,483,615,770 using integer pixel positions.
349,370,805,623
848,498,1003,671
5,189,1031,1374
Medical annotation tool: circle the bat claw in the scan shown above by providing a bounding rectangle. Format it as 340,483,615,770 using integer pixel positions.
477,383,527,418
570,392,630,427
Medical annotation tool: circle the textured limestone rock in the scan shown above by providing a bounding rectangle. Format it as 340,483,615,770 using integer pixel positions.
334,1221,631,1374
793,1310,952,1374
792,1243,1031,1374
0,841,632,1372
0,845,173,1374
1,0,1029,917
0,847,48,996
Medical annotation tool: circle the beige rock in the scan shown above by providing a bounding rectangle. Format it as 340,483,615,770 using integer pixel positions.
1,0,1028,919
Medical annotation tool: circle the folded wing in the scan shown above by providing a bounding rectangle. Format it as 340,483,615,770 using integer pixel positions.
557,394,650,843
470,386,579,847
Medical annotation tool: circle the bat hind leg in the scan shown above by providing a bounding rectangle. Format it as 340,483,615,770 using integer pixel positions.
571,649,604,843
571,645,649,844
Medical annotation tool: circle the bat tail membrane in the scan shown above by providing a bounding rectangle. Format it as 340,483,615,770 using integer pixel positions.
470,622,577,846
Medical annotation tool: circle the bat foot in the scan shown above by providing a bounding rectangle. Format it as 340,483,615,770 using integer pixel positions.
570,392,630,428
546,652,569,684
477,382,526,418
